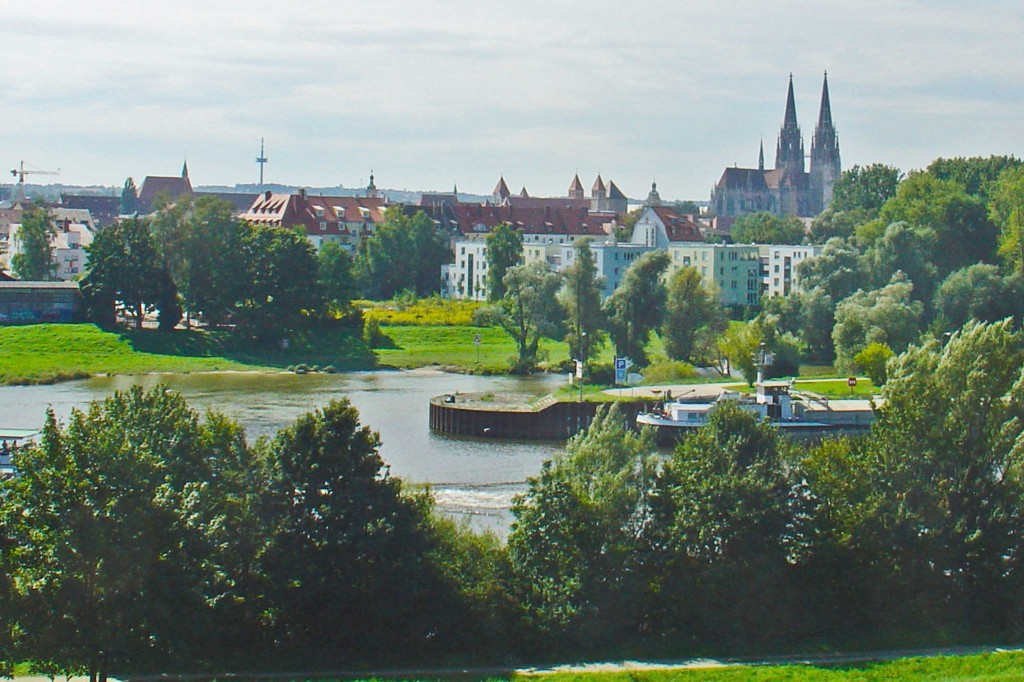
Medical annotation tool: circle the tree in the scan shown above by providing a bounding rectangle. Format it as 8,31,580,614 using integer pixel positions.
120,177,138,215
508,405,657,649
257,399,448,658
236,224,320,339
662,266,727,363
484,223,523,301
808,207,872,244
852,342,893,385
927,155,1022,200
357,208,450,299
878,172,998,276
848,320,1024,634
832,273,923,371
730,211,805,244
498,262,564,371
932,263,1024,331
797,237,866,303
644,402,804,645
81,217,167,329
0,387,249,677
11,207,54,280
559,238,605,371
862,221,938,304
989,167,1024,273
831,163,903,214
317,240,355,314
604,251,670,367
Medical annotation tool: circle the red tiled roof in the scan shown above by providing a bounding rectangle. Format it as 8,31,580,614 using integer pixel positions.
505,196,591,211
651,206,704,242
240,191,386,236
451,204,611,238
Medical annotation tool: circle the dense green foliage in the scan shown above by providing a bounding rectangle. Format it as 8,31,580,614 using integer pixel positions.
730,212,805,244
604,251,670,367
662,266,727,364
355,208,451,299
485,223,524,301
120,177,138,215
11,207,55,281
560,239,606,371
497,262,565,371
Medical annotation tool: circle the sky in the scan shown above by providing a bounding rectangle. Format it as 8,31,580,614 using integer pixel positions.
2,0,1022,200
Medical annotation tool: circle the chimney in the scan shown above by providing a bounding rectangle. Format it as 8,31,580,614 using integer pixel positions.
300,188,307,200
264,190,272,201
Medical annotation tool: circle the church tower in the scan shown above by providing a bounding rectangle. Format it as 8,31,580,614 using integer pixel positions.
775,74,804,177
809,71,841,213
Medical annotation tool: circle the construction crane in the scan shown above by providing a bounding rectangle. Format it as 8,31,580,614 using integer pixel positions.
10,160,60,202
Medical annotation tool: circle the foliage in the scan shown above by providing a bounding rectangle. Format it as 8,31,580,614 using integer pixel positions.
644,402,804,645
932,263,1024,331
852,341,893,386
832,273,923,372
797,237,865,303
560,238,606,370
485,222,523,301
641,359,699,385
82,217,174,329
235,224,320,340
498,262,565,371
989,167,1024,273
877,172,998,276
508,405,657,651
356,208,450,299
362,296,480,326
604,251,670,367
831,163,903,214
862,221,938,304
120,177,138,215
662,266,728,364
317,241,355,314
808,207,872,243
729,211,805,244
11,207,55,281
927,154,1022,200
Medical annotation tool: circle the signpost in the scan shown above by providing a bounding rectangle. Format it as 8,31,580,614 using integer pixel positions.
614,357,627,385
848,376,857,395
474,333,481,364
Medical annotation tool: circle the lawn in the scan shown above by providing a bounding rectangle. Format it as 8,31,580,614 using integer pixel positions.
375,325,570,373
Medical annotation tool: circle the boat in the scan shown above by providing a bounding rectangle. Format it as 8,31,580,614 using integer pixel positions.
0,428,40,478
636,380,875,443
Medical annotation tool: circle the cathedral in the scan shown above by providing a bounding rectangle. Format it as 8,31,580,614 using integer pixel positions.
710,73,841,219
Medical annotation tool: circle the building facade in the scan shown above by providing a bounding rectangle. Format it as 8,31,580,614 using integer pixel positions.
710,73,841,219
761,244,822,298
667,243,763,308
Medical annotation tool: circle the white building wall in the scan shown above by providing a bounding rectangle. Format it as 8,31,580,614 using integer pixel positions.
446,241,489,300
667,243,762,308
763,244,822,298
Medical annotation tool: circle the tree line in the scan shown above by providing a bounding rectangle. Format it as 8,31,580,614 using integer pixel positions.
78,196,451,339
4,319,1024,676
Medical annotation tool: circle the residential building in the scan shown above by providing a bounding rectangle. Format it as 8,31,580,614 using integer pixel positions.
762,244,822,298
444,241,490,300
240,189,387,251
559,241,655,298
710,73,841,219
667,243,763,308
4,209,96,280
631,205,704,247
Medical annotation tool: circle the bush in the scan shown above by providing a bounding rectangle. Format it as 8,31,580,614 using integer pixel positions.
853,342,894,386
642,359,699,385
363,317,382,348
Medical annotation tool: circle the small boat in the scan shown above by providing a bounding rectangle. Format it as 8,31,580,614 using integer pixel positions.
636,381,874,443
0,428,40,478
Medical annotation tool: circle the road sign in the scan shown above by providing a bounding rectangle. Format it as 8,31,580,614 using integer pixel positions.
614,357,627,384
473,333,481,346
575,360,584,379
847,376,857,387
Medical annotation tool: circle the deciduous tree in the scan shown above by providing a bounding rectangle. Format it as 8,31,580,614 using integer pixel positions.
662,266,727,363
11,207,54,281
498,262,564,371
559,238,605,371
485,222,523,301
604,251,670,367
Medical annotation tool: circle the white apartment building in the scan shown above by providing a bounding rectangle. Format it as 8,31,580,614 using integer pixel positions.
762,244,822,298
444,241,490,300
667,243,762,308
559,241,655,299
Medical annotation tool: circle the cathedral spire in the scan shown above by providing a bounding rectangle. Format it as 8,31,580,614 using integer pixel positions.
817,70,834,128
783,73,798,129
758,138,765,171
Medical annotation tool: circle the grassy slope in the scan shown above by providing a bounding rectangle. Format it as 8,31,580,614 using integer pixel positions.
376,325,570,373
519,651,1024,681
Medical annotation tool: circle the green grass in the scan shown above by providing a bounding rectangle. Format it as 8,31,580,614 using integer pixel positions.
514,651,1024,681
794,378,878,398
375,325,570,373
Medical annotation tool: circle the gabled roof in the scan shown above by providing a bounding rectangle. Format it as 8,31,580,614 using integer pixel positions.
650,206,704,242
592,174,606,193
569,174,584,193
519,186,529,198
607,180,626,200
450,204,611,238
716,167,770,191
493,176,510,200
60,194,120,226
138,175,194,212
240,191,386,236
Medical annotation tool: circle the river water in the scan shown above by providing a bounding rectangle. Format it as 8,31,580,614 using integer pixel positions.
0,369,568,534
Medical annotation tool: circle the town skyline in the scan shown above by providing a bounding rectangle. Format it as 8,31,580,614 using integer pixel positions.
3,1,1021,199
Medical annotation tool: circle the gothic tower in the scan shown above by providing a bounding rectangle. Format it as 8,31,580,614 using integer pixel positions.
775,74,805,177
809,71,841,213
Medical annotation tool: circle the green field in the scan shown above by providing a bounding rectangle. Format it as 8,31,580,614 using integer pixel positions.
375,324,570,373
516,650,1024,681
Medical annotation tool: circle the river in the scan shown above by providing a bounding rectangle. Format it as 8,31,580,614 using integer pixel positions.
0,369,568,534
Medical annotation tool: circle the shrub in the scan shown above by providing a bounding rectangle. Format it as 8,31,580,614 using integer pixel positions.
642,359,699,385
853,342,894,386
